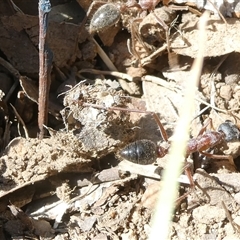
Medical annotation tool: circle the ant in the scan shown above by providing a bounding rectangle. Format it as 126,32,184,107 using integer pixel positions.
87,0,203,34
116,111,239,202
83,0,225,70
79,102,239,204
88,0,163,34
86,0,184,55
119,116,239,166
80,102,240,167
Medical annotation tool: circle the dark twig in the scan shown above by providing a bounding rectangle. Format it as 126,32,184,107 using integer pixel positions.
10,104,29,139
38,0,52,139
0,57,20,102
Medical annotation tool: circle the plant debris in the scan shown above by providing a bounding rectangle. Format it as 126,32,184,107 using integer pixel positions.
1,0,240,239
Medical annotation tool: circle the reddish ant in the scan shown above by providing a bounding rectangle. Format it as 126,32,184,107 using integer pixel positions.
79,102,239,204
115,110,239,202
119,116,239,166
80,102,239,166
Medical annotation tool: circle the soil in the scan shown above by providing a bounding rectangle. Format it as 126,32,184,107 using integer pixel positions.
0,0,240,239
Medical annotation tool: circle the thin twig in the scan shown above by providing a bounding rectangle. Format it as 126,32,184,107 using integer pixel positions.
78,69,134,82
143,75,230,115
222,201,240,234
141,44,168,66
207,0,227,25
0,57,20,102
38,0,52,139
91,37,135,94
0,57,20,78
9,0,24,13
10,104,29,139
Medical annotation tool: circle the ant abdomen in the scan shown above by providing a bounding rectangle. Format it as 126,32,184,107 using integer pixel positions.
118,139,157,165
89,4,121,34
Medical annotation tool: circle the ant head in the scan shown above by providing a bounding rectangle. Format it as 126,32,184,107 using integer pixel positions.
218,120,240,142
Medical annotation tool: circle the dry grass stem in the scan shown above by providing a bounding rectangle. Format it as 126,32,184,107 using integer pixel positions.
149,11,210,240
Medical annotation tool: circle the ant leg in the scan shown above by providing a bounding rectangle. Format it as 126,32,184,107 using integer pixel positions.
184,162,195,189
200,151,235,166
150,112,168,142
81,103,169,142
129,18,145,65
131,18,152,56
168,4,202,16
175,162,195,204
152,11,170,53
196,118,215,137
85,1,106,18
151,5,194,53
110,107,169,142
151,7,181,68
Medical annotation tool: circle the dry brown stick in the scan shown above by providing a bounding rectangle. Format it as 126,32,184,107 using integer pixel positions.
38,0,52,139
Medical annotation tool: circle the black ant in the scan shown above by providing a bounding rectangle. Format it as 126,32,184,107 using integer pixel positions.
86,0,183,55
88,0,163,34
87,0,204,34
